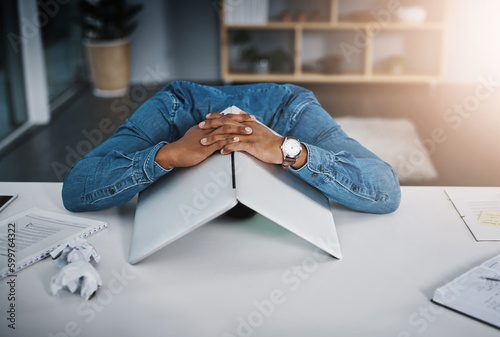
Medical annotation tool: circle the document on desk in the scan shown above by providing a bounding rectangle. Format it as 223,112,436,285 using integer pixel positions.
432,254,500,328
445,188,500,241
0,208,107,279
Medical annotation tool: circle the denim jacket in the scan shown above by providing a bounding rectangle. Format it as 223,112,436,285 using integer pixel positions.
62,81,401,214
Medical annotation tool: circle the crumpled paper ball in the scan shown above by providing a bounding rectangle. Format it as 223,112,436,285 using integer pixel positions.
50,238,102,300
52,237,100,268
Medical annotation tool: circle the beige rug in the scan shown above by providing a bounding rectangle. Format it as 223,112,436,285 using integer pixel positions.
335,117,438,183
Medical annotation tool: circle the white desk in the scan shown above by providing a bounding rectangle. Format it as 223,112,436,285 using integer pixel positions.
0,183,499,337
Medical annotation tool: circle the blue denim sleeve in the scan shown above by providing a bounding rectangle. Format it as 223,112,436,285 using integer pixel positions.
285,98,401,214
62,102,173,212
63,81,400,214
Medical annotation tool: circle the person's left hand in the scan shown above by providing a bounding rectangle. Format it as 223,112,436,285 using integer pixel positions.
199,111,284,165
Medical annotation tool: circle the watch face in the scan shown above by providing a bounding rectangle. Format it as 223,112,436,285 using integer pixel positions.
283,138,301,157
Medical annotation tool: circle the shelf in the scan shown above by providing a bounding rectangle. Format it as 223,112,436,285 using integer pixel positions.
372,31,444,77
220,0,449,83
224,22,445,31
368,74,441,82
224,73,440,83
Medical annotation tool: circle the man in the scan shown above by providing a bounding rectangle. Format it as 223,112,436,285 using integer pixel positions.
62,81,401,214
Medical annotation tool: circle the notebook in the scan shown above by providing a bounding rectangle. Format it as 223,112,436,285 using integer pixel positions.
432,254,500,328
0,208,107,279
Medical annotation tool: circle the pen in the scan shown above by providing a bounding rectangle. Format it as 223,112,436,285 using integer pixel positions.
481,277,500,282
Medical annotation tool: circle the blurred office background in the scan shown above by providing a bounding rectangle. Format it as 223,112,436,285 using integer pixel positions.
0,0,499,186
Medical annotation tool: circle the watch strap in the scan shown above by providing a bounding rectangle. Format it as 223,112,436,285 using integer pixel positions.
281,157,296,169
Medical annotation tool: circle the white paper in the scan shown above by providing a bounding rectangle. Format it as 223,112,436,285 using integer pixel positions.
50,237,100,268
0,208,107,279
433,255,500,328
51,260,101,300
50,237,102,300
445,188,500,241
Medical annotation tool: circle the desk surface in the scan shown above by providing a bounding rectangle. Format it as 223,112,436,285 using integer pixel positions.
0,183,499,337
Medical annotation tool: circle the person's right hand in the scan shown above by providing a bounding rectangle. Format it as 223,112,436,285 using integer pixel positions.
154,112,256,170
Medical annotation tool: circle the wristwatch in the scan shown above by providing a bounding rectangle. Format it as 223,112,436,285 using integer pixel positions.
280,137,302,169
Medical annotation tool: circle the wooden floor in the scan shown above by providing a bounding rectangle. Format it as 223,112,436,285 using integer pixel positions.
0,81,499,187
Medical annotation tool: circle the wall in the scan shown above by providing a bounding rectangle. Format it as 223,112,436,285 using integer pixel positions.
445,0,500,83
129,0,221,84
128,0,170,84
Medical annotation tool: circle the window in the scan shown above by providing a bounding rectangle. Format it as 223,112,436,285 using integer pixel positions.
39,0,85,103
0,0,28,143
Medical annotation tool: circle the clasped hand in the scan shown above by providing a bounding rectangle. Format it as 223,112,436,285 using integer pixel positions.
155,111,284,170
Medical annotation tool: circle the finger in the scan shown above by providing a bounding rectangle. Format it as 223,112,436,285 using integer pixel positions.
226,112,255,121
200,134,240,146
199,117,253,129
207,137,242,154
205,112,223,119
220,142,248,155
200,113,255,126
200,121,253,135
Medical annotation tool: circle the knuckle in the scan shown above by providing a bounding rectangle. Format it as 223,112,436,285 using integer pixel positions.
208,120,220,128
210,142,223,151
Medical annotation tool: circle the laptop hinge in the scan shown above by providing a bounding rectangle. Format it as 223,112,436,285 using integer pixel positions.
231,152,236,189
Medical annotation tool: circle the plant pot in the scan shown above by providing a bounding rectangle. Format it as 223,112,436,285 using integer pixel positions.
84,39,130,97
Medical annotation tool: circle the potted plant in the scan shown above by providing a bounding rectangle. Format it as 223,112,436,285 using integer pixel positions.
80,0,142,97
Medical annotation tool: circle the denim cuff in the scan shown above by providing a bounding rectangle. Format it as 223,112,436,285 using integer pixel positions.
293,143,377,201
292,143,332,188
135,141,172,183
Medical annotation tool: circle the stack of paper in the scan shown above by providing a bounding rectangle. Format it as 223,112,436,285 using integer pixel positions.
446,188,500,241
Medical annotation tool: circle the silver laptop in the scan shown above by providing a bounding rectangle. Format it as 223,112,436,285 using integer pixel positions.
128,150,342,264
